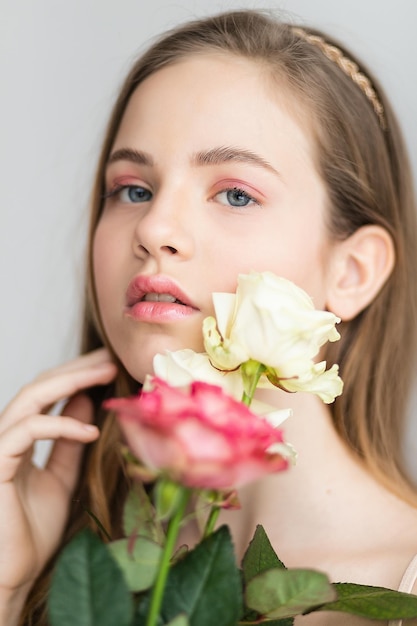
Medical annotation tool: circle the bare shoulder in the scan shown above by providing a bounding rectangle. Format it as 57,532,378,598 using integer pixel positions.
307,493,417,585
299,500,417,625
296,612,417,626
295,532,417,626
295,612,391,625
371,498,417,589
332,486,417,587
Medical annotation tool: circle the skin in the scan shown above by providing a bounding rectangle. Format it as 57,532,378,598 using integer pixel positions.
1,53,417,626
0,349,117,625
93,55,417,625
93,54,336,385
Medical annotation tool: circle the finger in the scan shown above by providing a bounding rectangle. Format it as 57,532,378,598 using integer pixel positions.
0,348,115,422
0,360,117,431
35,348,114,381
0,414,99,483
46,393,97,492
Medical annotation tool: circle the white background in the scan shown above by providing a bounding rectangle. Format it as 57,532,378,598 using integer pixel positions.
1,0,417,470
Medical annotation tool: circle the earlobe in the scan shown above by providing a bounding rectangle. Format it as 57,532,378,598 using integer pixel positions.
326,225,395,321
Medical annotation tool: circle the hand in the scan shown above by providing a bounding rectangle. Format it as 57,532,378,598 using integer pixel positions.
0,349,117,601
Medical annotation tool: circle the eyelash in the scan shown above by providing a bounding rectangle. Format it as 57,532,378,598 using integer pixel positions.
103,183,260,208
103,184,152,203
215,186,260,208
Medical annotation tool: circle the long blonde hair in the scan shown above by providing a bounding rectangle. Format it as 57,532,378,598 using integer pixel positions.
21,9,417,624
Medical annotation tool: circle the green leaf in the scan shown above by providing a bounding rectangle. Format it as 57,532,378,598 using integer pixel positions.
161,525,242,626
131,596,153,626
166,615,190,626
123,482,165,544
239,617,293,626
312,582,417,619
241,527,291,625
108,536,162,592
242,525,286,584
246,568,336,619
48,529,133,626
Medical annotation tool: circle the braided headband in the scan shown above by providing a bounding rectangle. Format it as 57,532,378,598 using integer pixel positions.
292,27,386,130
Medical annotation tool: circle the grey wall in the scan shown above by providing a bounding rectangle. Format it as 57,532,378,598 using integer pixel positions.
2,0,417,467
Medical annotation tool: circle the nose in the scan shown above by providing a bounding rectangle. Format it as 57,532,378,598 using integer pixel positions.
133,188,195,261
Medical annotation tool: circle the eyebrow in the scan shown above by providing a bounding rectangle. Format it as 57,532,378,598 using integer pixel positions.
191,146,280,177
107,147,153,167
107,145,280,178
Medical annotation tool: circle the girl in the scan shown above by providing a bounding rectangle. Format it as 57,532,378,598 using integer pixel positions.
1,9,417,626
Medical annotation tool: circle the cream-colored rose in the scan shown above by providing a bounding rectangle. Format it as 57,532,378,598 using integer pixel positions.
153,349,291,426
203,272,343,403
266,361,343,404
153,349,244,398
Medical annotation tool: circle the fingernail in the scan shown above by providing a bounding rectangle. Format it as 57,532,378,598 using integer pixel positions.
82,424,99,433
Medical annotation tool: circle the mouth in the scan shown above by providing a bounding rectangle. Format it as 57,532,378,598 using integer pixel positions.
125,274,199,321
140,292,187,305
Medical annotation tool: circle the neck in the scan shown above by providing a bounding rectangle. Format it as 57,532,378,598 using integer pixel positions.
218,387,400,568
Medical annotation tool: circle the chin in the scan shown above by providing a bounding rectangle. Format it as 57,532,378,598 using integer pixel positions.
124,364,152,385
120,347,159,384
116,334,204,384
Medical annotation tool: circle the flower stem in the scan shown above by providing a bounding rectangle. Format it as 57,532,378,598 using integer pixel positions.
241,362,266,407
145,487,191,626
203,505,220,538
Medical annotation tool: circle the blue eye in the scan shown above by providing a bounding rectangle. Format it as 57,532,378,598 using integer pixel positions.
216,187,258,208
122,186,152,203
105,184,152,203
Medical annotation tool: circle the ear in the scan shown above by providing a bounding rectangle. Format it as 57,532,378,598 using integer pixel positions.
326,225,395,321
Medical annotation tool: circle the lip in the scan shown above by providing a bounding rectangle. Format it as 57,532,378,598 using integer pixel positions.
125,274,199,323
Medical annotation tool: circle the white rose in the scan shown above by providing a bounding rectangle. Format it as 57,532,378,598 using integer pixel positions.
153,348,291,426
153,349,244,398
203,272,343,403
267,361,343,404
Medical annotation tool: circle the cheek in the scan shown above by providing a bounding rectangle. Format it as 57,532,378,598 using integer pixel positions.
92,221,123,317
91,223,130,363
220,222,329,306
92,226,108,303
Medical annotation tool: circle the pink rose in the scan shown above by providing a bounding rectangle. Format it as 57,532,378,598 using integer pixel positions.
105,378,288,491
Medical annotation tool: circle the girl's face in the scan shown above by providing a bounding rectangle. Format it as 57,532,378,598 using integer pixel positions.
93,54,336,383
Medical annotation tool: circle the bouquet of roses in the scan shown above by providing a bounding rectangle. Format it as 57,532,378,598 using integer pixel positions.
47,273,417,625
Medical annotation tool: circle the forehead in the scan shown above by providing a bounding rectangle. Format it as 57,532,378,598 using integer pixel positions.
112,53,317,169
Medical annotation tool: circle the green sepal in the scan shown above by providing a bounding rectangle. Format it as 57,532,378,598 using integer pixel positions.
241,360,266,400
154,478,184,521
